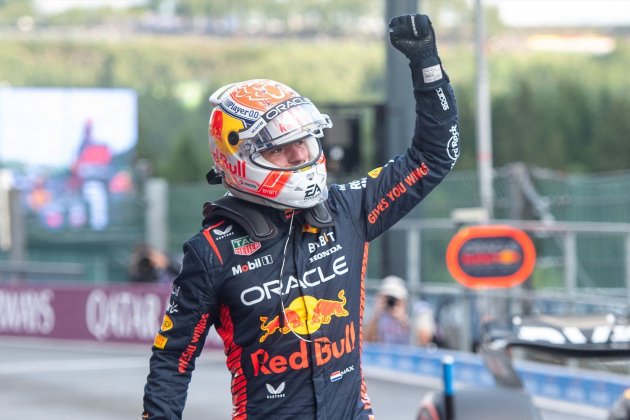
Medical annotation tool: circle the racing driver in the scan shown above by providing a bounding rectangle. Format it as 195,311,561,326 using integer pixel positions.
143,14,460,420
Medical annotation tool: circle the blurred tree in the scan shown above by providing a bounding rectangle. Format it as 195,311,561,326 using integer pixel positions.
167,0,382,35
137,92,186,174
0,0,33,24
588,90,630,172
175,0,231,16
2,2,630,179
165,131,208,183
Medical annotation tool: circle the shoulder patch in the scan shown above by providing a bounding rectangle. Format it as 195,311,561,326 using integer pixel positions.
203,223,225,265
230,235,261,256
368,167,382,179
210,222,235,240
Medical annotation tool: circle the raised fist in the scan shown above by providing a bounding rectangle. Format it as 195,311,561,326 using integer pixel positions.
389,14,446,88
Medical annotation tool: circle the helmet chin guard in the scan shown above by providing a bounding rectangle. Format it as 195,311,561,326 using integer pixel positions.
208,79,332,209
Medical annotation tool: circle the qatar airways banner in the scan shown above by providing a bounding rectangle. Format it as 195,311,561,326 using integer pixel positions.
0,282,220,346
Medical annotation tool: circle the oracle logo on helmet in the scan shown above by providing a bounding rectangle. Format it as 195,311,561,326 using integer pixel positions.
263,96,313,122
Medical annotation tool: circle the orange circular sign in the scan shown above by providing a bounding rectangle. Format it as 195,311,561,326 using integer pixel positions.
446,225,536,289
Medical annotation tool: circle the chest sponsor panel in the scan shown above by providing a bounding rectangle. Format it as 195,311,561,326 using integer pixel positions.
240,255,349,306
250,321,357,377
258,290,348,343
306,231,336,254
309,244,343,263
231,254,273,275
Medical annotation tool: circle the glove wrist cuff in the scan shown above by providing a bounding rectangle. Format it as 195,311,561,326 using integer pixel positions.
409,56,449,91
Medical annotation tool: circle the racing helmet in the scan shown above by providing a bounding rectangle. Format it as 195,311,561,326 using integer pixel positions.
208,79,332,209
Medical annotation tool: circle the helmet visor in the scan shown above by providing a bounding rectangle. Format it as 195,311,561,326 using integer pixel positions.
250,136,322,171
235,96,332,149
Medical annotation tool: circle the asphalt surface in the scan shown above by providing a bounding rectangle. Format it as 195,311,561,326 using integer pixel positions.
0,337,608,420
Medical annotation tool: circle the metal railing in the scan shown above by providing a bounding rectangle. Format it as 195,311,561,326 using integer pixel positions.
380,218,630,351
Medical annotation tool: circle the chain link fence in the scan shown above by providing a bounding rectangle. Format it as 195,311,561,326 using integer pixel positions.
1,164,630,295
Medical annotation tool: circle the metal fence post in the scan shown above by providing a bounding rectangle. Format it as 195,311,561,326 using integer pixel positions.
383,0,421,277
564,231,577,301
0,170,11,252
625,233,630,302
145,178,169,253
406,228,421,297
8,188,26,263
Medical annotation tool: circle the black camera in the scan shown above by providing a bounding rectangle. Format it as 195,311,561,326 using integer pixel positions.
385,296,398,308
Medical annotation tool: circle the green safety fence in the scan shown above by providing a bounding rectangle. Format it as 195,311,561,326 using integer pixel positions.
5,166,630,286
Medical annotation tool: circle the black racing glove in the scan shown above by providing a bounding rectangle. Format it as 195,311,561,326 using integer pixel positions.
389,14,449,91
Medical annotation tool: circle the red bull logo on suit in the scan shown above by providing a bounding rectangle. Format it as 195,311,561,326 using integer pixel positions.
259,290,348,343
252,320,357,376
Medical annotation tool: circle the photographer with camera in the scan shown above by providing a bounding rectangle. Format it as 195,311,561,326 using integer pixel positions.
366,275,412,344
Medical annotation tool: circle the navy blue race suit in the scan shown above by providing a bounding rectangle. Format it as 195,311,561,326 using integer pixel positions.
142,61,459,420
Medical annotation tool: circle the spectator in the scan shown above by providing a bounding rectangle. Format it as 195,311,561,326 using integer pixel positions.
128,244,180,283
412,297,438,347
366,275,411,344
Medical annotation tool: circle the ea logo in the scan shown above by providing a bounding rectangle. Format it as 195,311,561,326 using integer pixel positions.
305,184,322,198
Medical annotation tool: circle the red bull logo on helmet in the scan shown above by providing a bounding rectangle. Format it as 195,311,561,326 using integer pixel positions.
212,148,246,179
258,290,348,343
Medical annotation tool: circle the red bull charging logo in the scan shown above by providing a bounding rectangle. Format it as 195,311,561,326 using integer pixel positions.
259,290,348,343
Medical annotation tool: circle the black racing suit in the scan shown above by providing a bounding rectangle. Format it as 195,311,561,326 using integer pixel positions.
142,80,459,420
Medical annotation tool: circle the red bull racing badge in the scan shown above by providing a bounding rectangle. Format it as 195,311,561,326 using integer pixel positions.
231,235,261,256
259,290,348,343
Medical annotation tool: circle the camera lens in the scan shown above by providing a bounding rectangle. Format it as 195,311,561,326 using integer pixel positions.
386,296,398,308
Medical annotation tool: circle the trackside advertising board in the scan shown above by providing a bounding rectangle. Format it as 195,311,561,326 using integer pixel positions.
0,282,221,347
446,225,536,289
